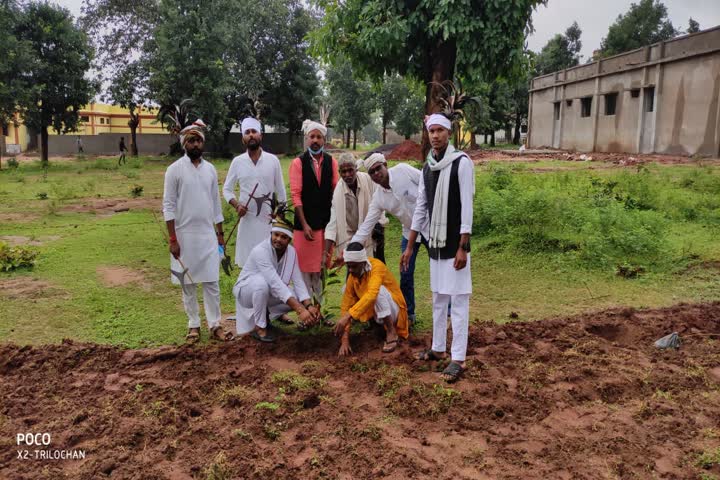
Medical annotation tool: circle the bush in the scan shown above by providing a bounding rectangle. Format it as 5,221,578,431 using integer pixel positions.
0,241,39,271
130,185,144,198
6,158,19,169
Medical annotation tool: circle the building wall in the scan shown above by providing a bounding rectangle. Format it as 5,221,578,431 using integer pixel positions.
528,26,720,156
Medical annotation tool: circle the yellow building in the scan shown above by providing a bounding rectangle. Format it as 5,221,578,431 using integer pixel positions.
2,103,163,153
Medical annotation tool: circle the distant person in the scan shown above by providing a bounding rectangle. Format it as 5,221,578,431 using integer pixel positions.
162,119,233,344
118,137,128,165
76,136,84,154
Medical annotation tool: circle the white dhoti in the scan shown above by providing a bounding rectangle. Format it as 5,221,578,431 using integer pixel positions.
430,256,471,362
182,281,221,329
233,281,304,329
373,285,400,325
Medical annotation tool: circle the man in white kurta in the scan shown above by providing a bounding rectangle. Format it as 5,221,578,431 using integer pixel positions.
223,117,287,267
401,114,474,383
162,120,232,343
351,153,429,324
233,220,319,342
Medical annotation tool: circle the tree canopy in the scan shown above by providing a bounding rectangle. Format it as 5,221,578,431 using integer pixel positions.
534,22,582,75
599,0,678,57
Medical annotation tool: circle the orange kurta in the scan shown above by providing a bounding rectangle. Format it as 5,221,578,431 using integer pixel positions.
340,258,409,339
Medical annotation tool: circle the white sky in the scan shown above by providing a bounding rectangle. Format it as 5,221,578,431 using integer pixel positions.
56,0,720,61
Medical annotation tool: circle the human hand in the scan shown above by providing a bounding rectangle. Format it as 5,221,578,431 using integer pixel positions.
400,247,414,272
303,224,314,241
454,248,467,270
170,240,180,259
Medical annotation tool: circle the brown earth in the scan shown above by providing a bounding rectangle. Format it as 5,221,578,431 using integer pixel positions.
96,266,150,289
59,197,161,216
0,235,61,247
1,303,719,479
0,277,66,300
387,140,423,162
0,213,40,224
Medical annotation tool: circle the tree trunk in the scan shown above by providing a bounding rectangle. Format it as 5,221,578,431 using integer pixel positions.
352,129,357,150
484,133,488,145
41,127,49,166
345,128,350,149
490,131,496,147
0,128,4,170
128,112,139,156
422,40,457,158
288,129,294,153
382,121,387,145
470,132,477,150
504,124,512,145
513,111,522,145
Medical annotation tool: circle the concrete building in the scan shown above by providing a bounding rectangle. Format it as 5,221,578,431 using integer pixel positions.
527,26,720,157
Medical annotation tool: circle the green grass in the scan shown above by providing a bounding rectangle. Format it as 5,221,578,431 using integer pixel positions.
1,155,719,347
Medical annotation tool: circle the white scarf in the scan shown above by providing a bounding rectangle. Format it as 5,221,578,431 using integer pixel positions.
332,172,374,252
426,144,467,249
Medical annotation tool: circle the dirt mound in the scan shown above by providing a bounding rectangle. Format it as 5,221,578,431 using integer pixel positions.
0,278,66,300
387,140,423,161
96,266,149,289
0,213,40,224
2,303,720,479
60,197,161,216
0,235,61,246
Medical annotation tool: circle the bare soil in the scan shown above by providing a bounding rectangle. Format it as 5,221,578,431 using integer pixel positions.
96,266,150,289
0,278,66,300
387,140,423,162
59,197,161,216
0,235,61,247
1,303,719,479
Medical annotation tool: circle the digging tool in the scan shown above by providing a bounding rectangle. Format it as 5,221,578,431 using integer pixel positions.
221,183,259,276
152,211,196,287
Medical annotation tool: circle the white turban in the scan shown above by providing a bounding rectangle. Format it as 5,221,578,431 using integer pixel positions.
425,113,452,131
343,247,368,264
179,119,207,146
271,220,293,238
241,117,262,135
364,153,387,171
302,119,327,137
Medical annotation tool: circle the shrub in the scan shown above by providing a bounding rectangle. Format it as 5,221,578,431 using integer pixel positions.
130,185,144,198
6,158,19,169
36,192,48,200
0,241,39,271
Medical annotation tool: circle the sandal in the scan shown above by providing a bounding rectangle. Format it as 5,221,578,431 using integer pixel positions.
382,339,398,353
276,314,295,325
185,328,200,344
210,325,235,342
251,330,276,343
416,349,446,361
441,362,464,383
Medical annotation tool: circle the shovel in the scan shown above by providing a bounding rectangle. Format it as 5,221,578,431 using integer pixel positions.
221,183,258,276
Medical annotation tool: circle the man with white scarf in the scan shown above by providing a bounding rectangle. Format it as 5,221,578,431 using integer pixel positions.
233,219,320,343
162,119,234,344
323,152,386,267
223,117,287,267
350,153,429,325
401,113,474,383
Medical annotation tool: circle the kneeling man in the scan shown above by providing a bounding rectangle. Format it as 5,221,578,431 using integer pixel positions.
233,219,320,342
334,242,409,356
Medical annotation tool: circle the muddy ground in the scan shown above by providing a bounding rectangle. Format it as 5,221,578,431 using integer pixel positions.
1,303,719,479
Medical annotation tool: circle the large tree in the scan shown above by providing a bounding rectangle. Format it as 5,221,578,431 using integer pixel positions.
311,0,544,124
394,83,425,141
687,18,700,34
326,59,375,150
14,2,96,165
600,0,678,57
534,22,582,75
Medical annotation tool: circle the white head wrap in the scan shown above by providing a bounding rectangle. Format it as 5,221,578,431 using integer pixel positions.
179,119,207,146
302,119,327,137
425,114,452,131
271,220,293,238
343,247,368,264
364,153,387,171
241,117,262,135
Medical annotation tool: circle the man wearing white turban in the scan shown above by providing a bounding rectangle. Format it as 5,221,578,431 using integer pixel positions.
223,117,287,267
350,152,429,325
289,119,339,310
401,113,475,383
163,119,234,344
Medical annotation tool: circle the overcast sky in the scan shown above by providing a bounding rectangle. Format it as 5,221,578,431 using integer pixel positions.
57,0,720,61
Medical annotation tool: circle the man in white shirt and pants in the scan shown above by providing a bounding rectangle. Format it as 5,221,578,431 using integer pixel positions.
162,120,233,344
351,153,429,325
401,114,475,383
223,117,287,267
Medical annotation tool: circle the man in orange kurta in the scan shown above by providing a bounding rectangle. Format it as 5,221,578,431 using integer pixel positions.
334,242,409,356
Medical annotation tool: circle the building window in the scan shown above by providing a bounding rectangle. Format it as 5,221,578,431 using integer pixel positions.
1,124,8,137
630,89,640,98
520,124,528,133
553,102,560,120
566,99,573,107
99,118,105,125
80,115,89,123
581,97,592,117
604,93,618,116
644,86,655,112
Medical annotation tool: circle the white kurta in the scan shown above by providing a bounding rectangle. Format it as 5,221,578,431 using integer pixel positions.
223,150,287,267
411,155,474,295
163,155,224,284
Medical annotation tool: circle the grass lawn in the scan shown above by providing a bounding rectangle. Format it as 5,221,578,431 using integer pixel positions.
1,154,719,347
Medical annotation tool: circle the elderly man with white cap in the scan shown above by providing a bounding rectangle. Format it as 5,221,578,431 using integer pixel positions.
233,218,320,343
223,117,287,268
162,119,233,344
400,113,475,383
350,152,429,325
288,119,339,307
